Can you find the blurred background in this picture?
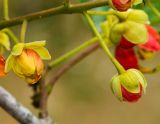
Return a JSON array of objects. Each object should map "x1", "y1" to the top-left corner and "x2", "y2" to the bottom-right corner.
[{"x1": 0, "y1": 0, "x2": 160, "y2": 124}]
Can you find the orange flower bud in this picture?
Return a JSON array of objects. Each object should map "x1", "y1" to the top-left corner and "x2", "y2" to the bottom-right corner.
[{"x1": 0, "y1": 55, "x2": 6, "y2": 77}]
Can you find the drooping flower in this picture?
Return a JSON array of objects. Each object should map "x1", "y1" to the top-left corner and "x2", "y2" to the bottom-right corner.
[
  {"x1": 0, "y1": 55, "x2": 6, "y2": 77},
  {"x1": 12, "y1": 49, "x2": 44, "y2": 83},
  {"x1": 111, "y1": 69, "x2": 147, "y2": 102},
  {"x1": 5, "y1": 41, "x2": 51, "y2": 84}
]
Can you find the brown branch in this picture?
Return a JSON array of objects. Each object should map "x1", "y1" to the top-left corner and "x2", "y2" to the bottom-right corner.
[
  {"x1": 38, "y1": 43, "x2": 99, "y2": 119},
  {"x1": 38, "y1": 43, "x2": 99, "y2": 115},
  {"x1": 46, "y1": 42, "x2": 99, "y2": 98},
  {"x1": 36, "y1": 42, "x2": 99, "y2": 118},
  {"x1": 0, "y1": 0, "x2": 109, "y2": 29},
  {"x1": 39, "y1": 74, "x2": 48, "y2": 118}
]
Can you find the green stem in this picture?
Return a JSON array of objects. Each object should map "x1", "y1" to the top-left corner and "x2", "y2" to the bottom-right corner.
[
  {"x1": 3, "y1": 0, "x2": 9, "y2": 20},
  {"x1": 20, "y1": 20, "x2": 28, "y2": 43},
  {"x1": 2, "y1": 28, "x2": 19, "y2": 44},
  {"x1": 48, "y1": 37, "x2": 98, "y2": 68},
  {"x1": 146, "y1": 0, "x2": 160, "y2": 18},
  {"x1": 84, "y1": 12, "x2": 125, "y2": 74},
  {"x1": 87, "y1": 10, "x2": 114, "y2": 16}
]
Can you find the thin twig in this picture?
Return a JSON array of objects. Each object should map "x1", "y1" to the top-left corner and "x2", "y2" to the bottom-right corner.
[
  {"x1": 39, "y1": 74, "x2": 48, "y2": 118},
  {"x1": 37, "y1": 43, "x2": 99, "y2": 118},
  {"x1": 0, "y1": 0, "x2": 109, "y2": 29}
]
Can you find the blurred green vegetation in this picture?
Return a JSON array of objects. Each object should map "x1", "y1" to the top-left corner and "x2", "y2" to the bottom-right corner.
[{"x1": 0, "y1": 0, "x2": 160, "y2": 124}]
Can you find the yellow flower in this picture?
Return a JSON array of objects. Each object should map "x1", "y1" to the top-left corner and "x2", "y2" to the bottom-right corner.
[{"x1": 5, "y1": 41, "x2": 51, "y2": 84}]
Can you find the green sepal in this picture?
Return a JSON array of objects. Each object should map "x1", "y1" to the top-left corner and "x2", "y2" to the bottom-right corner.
[
  {"x1": 123, "y1": 21, "x2": 148, "y2": 44},
  {"x1": 111, "y1": 75, "x2": 123, "y2": 101},
  {"x1": 5, "y1": 54, "x2": 13, "y2": 73},
  {"x1": 109, "y1": 23, "x2": 125, "y2": 44},
  {"x1": 0, "y1": 31, "x2": 10, "y2": 51},
  {"x1": 129, "y1": 69, "x2": 147, "y2": 93},
  {"x1": 119, "y1": 70, "x2": 140, "y2": 93},
  {"x1": 25, "y1": 41, "x2": 46, "y2": 49},
  {"x1": 32, "y1": 47, "x2": 51, "y2": 60},
  {"x1": 24, "y1": 41, "x2": 51, "y2": 60},
  {"x1": 127, "y1": 10, "x2": 149, "y2": 24},
  {"x1": 11, "y1": 43, "x2": 24, "y2": 56}
]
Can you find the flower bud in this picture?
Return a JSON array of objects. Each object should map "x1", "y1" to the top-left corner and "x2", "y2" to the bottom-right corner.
[
  {"x1": 109, "y1": 0, "x2": 133, "y2": 11},
  {"x1": 12, "y1": 49, "x2": 44, "y2": 84},
  {"x1": 109, "y1": 0, "x2": 143, "y2": 11},
  {"x1": 111, "y1": 69, "x2": 147, "y2": 102},
  {"x1": 0, "y1": 55, "x2": 6, "y2": 77},
  {"x1": 5, "y1": 41, "x2": 51, "y2": 84}
]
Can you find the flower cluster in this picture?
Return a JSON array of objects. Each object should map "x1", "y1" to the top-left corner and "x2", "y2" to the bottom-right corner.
[{"x1": 101, "y1": 9, "x2": 151, "y2": 102}]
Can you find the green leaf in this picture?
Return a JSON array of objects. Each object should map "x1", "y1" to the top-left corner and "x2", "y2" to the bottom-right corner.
[
  {"x1": 11, "y1": 43, "x2": 24, "y2": 56},
  {"x1": 5, "y1": 54, "x2": 13, "y2": 73},
  {"x1": 0, "y1": 31, "x2": 10, "y2": 51},
  {"x1": 123, "y1": 21, "x2": 148, "y2": 44},
  {"x1": 32, "y1": 47, "x2": 51, "y2": 60},
  {"x1": 25, "y1": 41, "x2": 46, "y2": 49}
]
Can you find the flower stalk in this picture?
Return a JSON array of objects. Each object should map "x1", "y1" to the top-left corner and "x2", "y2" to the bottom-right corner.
[
  {"x1": 3, "y1": 0, "x2": 9, "y2": 20},
  {"x1": 20, "y1": 20, "x2": 28, "y2": 43},
  {"x1": 84, "y1": 12, "x2": 125, "y2": 74}
]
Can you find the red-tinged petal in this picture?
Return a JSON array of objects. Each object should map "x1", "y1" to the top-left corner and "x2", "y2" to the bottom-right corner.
[
  {"x1": 146, "y1": 25, "x2": 160, "y2": 41},
  {"x1": 121, "y1": 84, "x2": 142, "y2": 102},
  {"x1": 26, "y1": 49, "x2": 44, "y2": 76},
  {"x1": 115, "y1": 46, "x2": 138, "y2": 69},
  {"x1": 0, "y1": 56, "x2": 6, "y2": 77},
  {"x1": 139, "y1": 26, "x2": 160, "y2": 52},
  {"x1": 112, "y1": 0, "x2": 132, "y2": 11},
  {"x1": 119, "y1": 37, "x2": 135, "y2": 49}
]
